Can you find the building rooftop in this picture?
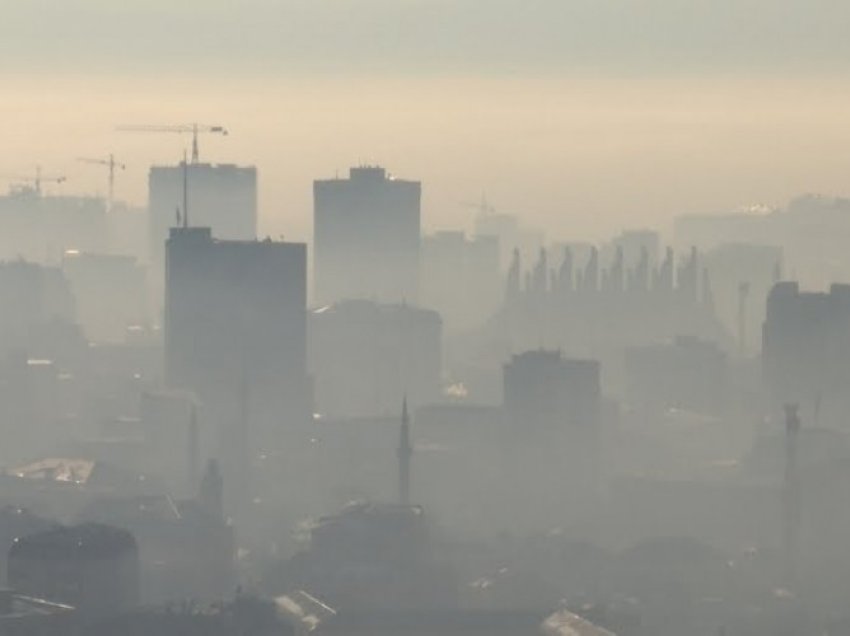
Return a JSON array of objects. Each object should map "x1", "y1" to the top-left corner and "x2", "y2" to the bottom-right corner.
[
  {"x1": 0, "y1": 589, "x2": 74, "y2": 620},
  {"x1": 10, "y1": 523, "x2": 137, "y2": 561},
  {"x1": 542, "y1": 610, "x2": 617, "y2": 636},
  {"x1": 7, "y1": 458, "x2": 95, "y2": 485},
  {"x1": 312, "y1": 299, "x2": 441, "y2": 322}
]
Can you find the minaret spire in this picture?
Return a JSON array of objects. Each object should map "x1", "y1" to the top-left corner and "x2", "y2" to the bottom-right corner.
[{"x1": 397, "y1": 396, "x2": 413, "y2": 506}]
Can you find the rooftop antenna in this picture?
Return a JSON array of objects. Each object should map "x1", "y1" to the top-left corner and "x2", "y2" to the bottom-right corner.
[{"x1": 182, "y1": 150, "x2": 189, "y2": 229}]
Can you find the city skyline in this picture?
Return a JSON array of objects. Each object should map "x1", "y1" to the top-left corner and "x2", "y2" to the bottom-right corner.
[
  {"x1": 6, "y1": 74, "x2": 850, "y2": 247},
  {"x1": 3, "y1": 2, "x2": 850, "y2": 633}
]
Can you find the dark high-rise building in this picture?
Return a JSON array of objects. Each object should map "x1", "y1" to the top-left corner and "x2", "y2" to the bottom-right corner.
[
  {"x1": 149, "y1": 163, "x2": 257, "y2": 263},
  {"x1": 164, "y1": 227, "x2": 309, "y2": 480},
  {"x1": 625, "y1": 335, "x2": 728, "y2": 415},
  {"x1": 8, "y1": 523, "x2": 139, "y2": 616},
  {"x1": 503, "y1": 350, "x2": 601, "y2": 432},
  {"x1": 314, "y1": 166, "x2": 420, "y2": 304},
  {"x1": 762, "y1": 282, "x2": 850, "y2": 424}
]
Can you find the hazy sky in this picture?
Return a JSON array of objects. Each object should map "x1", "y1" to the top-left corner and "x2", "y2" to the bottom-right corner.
[
  {"x1": 3, "y1": 1, "x2": 850, "y2": 242},
  {"x1": 4, "y1": 0, "x2": 850, "y2": 75}
]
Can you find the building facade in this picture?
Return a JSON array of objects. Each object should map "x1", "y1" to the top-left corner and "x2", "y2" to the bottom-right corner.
[
  {"x1": 149, "y1": 162, "x2": 257, "y2": 263},
  {"x1": 310, "y1": 300, "x2": 441, "y2": 418},
  {"x1": 314, "y1": 167, "x2": 420, "y2": 305},
  {"x1": 762, "y1": 281, "x2": 850, "y2": 425},
  {"x1": 165, "y1": 227, "x2": 309, "y2": 494}
]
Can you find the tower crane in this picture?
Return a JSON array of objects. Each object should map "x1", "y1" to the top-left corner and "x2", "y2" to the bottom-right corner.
[
  {"x1": 116, "y1": 123, "x2": 228, "y2": 163},
  {"x1": 0, "y1": 166, "x2": 66, "y2": 195},
  {"x1": 461, "y1": 194, "x2": 497, "y2": 216},
  {"x1": 77, "y1": 154, "x2": 125, "y2": 211}
]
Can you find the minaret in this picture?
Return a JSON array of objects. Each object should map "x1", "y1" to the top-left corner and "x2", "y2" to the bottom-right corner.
[{"x1": 397, "y1": 397, "x2": 413, "y2": 506}]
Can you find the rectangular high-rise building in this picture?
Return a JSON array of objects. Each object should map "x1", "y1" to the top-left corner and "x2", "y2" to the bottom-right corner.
[
  {"x1": 150, "y1": 163, "x2": 257, "y2": 263},
  {"x1": 314, "y1": 166, "x2": 420, "y2": 304},
  {"x1": 503, "y1": 350, "x2": 601, "y2": 432},
  {"x1": 0, "y1": 188, "x2": 108, "y2": 263},
  {"x1": 165, "y1": 227, "x2": 309, "y2": 470},
  {"x1": 762, "y1": 281, "x2": 850, "y2": 426}
]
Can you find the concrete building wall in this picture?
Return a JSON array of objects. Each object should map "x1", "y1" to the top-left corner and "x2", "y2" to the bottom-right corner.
[{"x1": 314, "y1": 167, "x2": 420, "y2": 305}]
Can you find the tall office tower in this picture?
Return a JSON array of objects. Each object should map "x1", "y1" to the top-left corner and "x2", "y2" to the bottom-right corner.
[
  {"x1": 762, "y1": 281, "x2": 850, "y2": 426},
  {"x1": 314, "y1": 166, "x2": 421, "y2": 304},
  {"x1": 149, "y1": 162, "x2": 257, "y2": 264},
  {"x1": 165, "y1": 227, "x2": 309, "y2": 491}
]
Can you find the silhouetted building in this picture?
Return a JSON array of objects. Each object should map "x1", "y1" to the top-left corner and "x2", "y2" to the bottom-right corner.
[
  {"x1": 503, "y1": 350, "x2": 600, "y2": 432},
  {"x1": 314, "y1": 166, "x2": 420, "y2": 304},
  {"x1": 79, "y1": 487, "x2": 235, "y2": 604},
  {"x1": 281, "y1": 502, "x2": 455, "y2": 610},
  {"x1": 8, "y1": 523, "x2": 139, "y2": 616},
  {"x1": 495, "y1": 244, "x2": 731, "y2": 388},
  {"x1": 625, "y1": 336, "x2": 728, "y2": 415},
  {"x1": 702, "y1": 243, "x2": 783, "y2": 356},
  {"x1": 0, "y1": 507, "x2": 54, "y2": 586},
  {"x1": 310, "y1": 300, "x2": 441, "y2": 418},
  {"x1": 675, "y1": 195, "x2": 850, "y2": 289},
  {"x1": 139, "y1": 390, "x2": 199, "y2": 496},
  {"x1": 0, "y1": 187, "x2": 108, "y2": 263},
  {"x1": 149, "y1": 162, "x2": 257, "y2": 263},
  {"x1": 421, "y1": 231, "x2": 500, "y2": 331},
  {"x1": 474, "y1": 211, "x2": 544, "y2": 276},
  {"x1": 0, "y1": 261, "x2": 76, "y2": 355},
  {"x1": 164, "y1": 227, "x2": 310, "y2": 495},
  {"x1": 62, "y1": 251, "x2": 148, "y2": 344},
  {"x1": 762, "y1": 281, "x2": 850, "y2": 424},
  {"x1": 609, "y1": 229, "x2": 659, "y2": 271}
]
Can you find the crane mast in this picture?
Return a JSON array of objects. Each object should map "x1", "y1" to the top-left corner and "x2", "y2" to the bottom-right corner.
[
  {"x1": 77, "y1": 154, "x2": 125, "y2": 211},
  {"x1": 0, "y1": 166, "x2": 66, "y2": 196}
]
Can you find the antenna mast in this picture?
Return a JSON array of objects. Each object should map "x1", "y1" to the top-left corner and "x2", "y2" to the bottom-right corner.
[{"x1": 182, "y1": 150, "x2": 189, "y2": 229}]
